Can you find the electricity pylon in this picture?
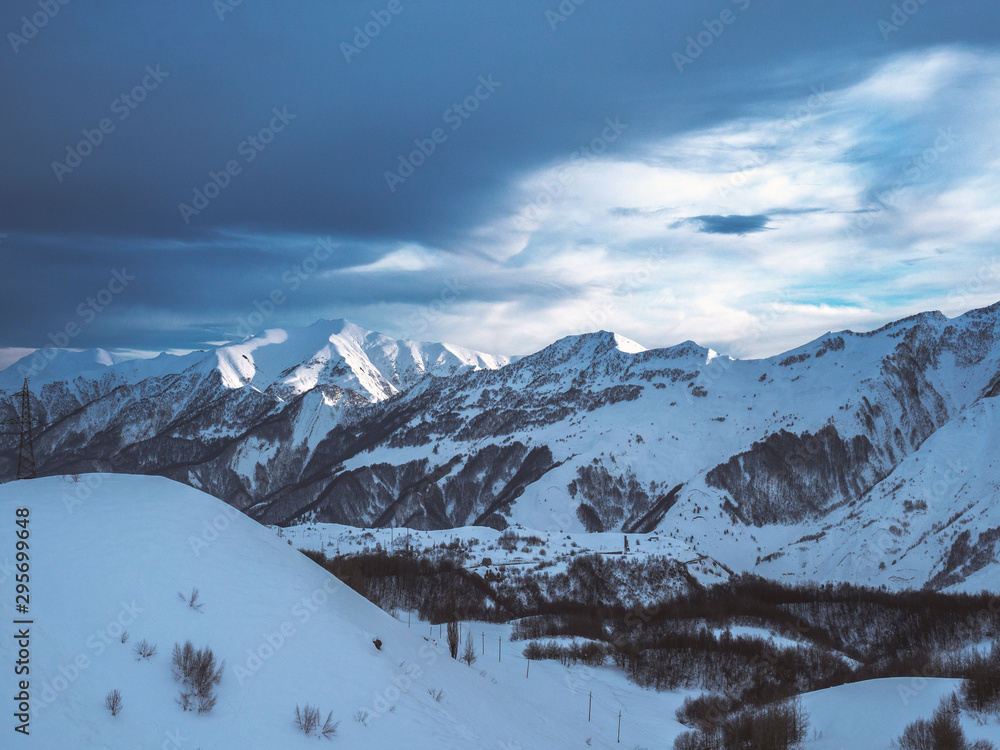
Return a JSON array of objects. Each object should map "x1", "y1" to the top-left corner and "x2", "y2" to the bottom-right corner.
[{"x1": 2, "y1": 379, "x2": 41, "y2": 480}]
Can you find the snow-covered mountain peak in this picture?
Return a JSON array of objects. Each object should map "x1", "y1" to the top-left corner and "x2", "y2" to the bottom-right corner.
[
  {"x1": 210, "y1": 319, "x2": 510, "y2": 402},
  {"x1": 522, "y1": 330, "x2": 649, "y2": 365},
  {"x1": 656, "y1": 339, "x2": 716, "y2": 362},
  {"x1": 612, "y1": 332, "x2": 648, "y2": 354}
]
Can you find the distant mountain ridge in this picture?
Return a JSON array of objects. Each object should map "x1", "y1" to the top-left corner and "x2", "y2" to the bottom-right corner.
[
  {"x1": 0, "y1": 318, "x2": 508, "y2": 401},
  {"x1": 3, "y1": 303, "x2": 999, "y2": 591}
]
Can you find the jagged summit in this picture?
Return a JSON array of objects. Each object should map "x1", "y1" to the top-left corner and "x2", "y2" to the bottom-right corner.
[
  {"x1": 214, "y1": 319, "x2": 509, "y2": 401},
  {"x1": 2, "y1": 319, "x2": 510, "y2": 404}
]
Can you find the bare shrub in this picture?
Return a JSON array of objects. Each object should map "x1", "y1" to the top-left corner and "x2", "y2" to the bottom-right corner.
[
  {"x1": 672, "y1": 731, "x2": 702, "y2": 750},
  {"x1": 893, "y1": 694, "x2": 995, "y2": 750},
  {"x1": 134, "y1": 639, "x2": 158, "y2": 659},
  {"x1": 178, "y1": 588, "x2": 204, "y2": 612},
  {"x1": 676, "y1": 693, "x2": 738, "y2": 733},
  {"x1": 961, "y1": 645, "x2": 1000, "y2": 715},
  {"x1": 296, "y1": 704, "x2": 319, "y2": 734},
  {"x1": 105, "y1": 689, "x2": 123, "y2": 717},
  {"x1": 297, "y1": 705, "x2": 339, "y2": 737},
  {"x1": 319, "y1": 712, "x2": 339, "y2": 739},
  {"x1": 674, "y1": 697, "x2": 808, "y2": 750},
  {"x1": 171, "y1": 641, "x2": 224, "y2": 713}
]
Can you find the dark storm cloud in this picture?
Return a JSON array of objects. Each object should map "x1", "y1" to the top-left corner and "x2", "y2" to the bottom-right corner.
[
  {"x1": 2, "y1": 0, "x2": 1000, "y2": 352},
  {"x1": 682, "y1": 214, "x2": 771, "y2": 235}
]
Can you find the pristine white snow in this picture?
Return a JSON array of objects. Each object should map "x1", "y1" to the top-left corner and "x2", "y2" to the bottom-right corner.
[
  {"x1": 1, "y1": 475, "x2": 998, "y2": 748},
  {"x1": 0, "y1": 475, "x2": 691, "y2": 749}
]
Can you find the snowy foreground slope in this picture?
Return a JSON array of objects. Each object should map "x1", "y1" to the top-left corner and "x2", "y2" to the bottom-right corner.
[
  {"x1": 2, "y1": 474, "x2": 999, "y2": 749},
  {"x1": 0, "y1": 475, "x2": 587, "y2": 749}
]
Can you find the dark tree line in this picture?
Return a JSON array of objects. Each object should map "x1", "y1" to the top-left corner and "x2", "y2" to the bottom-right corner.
[{"x1": 301, "y1": 548, "x2": 999, "y2": 711}]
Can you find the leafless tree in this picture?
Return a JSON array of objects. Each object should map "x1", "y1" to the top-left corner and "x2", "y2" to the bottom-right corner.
[
  {"x1": 447, "y1": 620, "x2": 459, "y2": 659},
  {"x1": 462, "y1": 631, "x2": 477, "y2": 666}
]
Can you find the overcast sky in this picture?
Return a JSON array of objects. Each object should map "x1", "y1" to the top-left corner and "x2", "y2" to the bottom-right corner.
[{"x1": 2, "y1": 0, "x2": 1000, "y2": 367}]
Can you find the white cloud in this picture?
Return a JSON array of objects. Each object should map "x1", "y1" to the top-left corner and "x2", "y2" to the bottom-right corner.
[
  {"x1": 316, "y1": 47, "x2": 1000, "y2": 360},
  {"x1": 344, "y1": 245, "x2": 440, "y2": 274}
]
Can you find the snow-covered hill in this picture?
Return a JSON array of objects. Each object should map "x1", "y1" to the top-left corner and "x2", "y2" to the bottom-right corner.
[
  {"x1": 2, "y1": 474, "x2": 997, "y2": 749},
  {"x1": 0, "y1": 475, "x2": 619, "y2": 749},
  {"x1": 2, "y1": 303, "x2": 999, "y2": 589}
]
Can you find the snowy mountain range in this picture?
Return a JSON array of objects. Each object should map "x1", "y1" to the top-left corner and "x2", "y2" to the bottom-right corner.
[{"x1": 2, "y1": 303, "x2": 999, "y2": 591}]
